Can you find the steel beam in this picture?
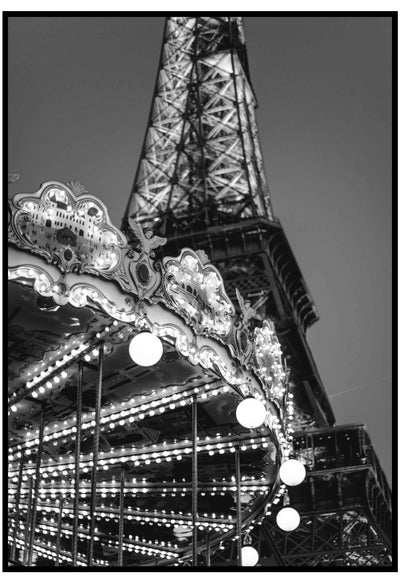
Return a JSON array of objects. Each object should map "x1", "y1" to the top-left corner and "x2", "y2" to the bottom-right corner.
[
  {"x1": 192, "y1": 394, "x2": 198, "y2": 566},
  {"x1": 88, "y1": 344, "x2": 104, "y2": 567},
  {"x1": 72, "y1": 360, "x2": 83, "y2": 566}
]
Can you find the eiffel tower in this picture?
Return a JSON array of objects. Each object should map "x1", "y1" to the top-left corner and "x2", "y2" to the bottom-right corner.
[{"x1": 123, "y1": 16, "x2": 392, "y2": 567}]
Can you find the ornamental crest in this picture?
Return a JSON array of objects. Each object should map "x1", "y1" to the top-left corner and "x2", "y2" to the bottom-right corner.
[
  {"x1": 253, "y1": 320, "x2": 287, "y2": 402},
  {"x1": 231, "y1": 289, "x2": 262, "y2": 366},
  {"x1": 8, "y1": 181, "x2": 128, "y2": 282},
  {"x1": 162, "y1": 249, "x2": 235, "y2": 337},
  {"x1": 124, "y1": 218, "x2": 167, "y2": 301}
]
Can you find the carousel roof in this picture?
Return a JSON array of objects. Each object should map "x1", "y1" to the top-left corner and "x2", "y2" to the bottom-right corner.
[{"x1": 8, "y1": 181, "x2": 294, "y2": 567}]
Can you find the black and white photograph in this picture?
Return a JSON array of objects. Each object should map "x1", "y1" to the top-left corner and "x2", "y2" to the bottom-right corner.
[{"x1": 6, "y1": 12, "x2": 395, "y2": 571}]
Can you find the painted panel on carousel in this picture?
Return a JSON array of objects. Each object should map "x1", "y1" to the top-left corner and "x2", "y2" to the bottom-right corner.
[
  {"x1": 162, "y1": 248, "x2": 235, "y2": 338},
  {"x1": 8, "y1": 181, "x2": 128, "y2": 280}
]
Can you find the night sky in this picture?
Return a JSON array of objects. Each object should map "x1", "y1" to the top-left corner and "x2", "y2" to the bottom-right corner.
[{"x1": 7, "y1": 16, "x2": 392, "y2": 484}]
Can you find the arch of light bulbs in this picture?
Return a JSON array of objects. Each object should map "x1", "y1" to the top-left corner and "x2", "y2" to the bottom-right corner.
[{"x1": 7, "y1": 304, "x2": 122, "y2": 409}]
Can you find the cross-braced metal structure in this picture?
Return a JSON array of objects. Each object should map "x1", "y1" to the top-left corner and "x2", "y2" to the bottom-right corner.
[
  {"x1": 262, "y1": 425, "x2": 392, "y2": 567},
  {"x1": 124, "y1": 17, "x2": 273, "y2": 233},
  {"x1": 124, "y1": 16, "x2": 393, "y2": 567}
]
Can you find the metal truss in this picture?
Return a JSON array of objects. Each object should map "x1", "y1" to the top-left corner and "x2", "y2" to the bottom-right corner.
[
  {"x1": 124, "y1": 17, "x2": 274, "y2": 233},
  {"x1": 260, "y1": 425, "x2": 393, "y2": 567},
  {"x1": 264, "y1": 508, "x2": 392, "y2": 567}
]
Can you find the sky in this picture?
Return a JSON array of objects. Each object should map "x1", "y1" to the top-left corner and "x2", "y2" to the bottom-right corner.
[{"x1": 7, "y1": 15, "x2": 392, "y2": 484}]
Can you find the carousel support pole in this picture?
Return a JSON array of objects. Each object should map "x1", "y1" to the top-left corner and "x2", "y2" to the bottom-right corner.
[
  {"x1": 23, "y1": 476, "x2": 33, "y2": 565},
  {"x1": 88, "y1": 344, "x2": 104, "y2": 567},
  {"x1": 235, "y1": 447, "x2": 242, "y2": 567},
  {"x1": 10, "y1": 453, "x2": 24, "y2": 561},
  {"x1": 192, "y1": 394, "x2": 198, "y2": 567},
  {"x1": 55, "y1": 493, "x2": 64, "y2": 566},
  {"x1": 72, "y1": 360, "x2": 83, "y2": 566},
  {"x1": 27, "y1": 409, "x2": 45, "y2": 566},
  {"x1": 205, "y1": 531, "x2": 211, "y2": 567},
  {"x1": 117, "y1": 463, "x2": 125, "y2": 567}
]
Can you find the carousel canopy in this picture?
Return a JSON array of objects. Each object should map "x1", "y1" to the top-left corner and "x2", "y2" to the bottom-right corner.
[{"x1": 8, "y1": 181, "x2": 297, "y2": 567}]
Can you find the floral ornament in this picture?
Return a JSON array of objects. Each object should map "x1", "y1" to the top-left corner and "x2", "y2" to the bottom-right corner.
[{"x1": 66, "y1": 181, "x2": 88, "y2": 196}]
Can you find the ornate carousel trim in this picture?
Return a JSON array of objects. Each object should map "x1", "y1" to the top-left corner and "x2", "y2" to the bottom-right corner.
[{"x1": 7, "y1": 182, "x2": 300, "y2": 565}]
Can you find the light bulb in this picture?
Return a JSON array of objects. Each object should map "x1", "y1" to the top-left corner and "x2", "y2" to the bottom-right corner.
[
  {"x1": 235, "y1": 398, "x2": 266, "y2": 429},
  {"x1": 129, "y1": 332, "x2": 163, "y2": 367},
  {"x1": 241, "y1": 545, "x2": 259, "y2": 566},
  {"x1": 279, "y1": 459, "x2": 306, "y2": 486},
  {"x1": 276, "y1": 506, "x2": 300, "y2": 531}
]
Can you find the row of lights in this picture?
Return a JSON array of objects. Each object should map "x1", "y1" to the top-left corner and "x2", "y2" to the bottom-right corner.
[
  {"x1": 8, "y1": 307, "x2": 121, "y2": 408},
  {"x1": 9, "y1": 480, "x2": 270, "y2": 498},
  {"x1": 12, "y1": 498, "x2": 236, "y2": 523},
  {"x1": 11, "y1": 501, "x2": 237, "y2": 534},
  {"x1": 9, "y1": 379, "x2": 226, "y2": 453},
  {"x1": 11, "y1": 515, "x2": 179, "y2": 555},
  {"x1": 9, "y1": 432, "x2": 271, "y2": 478},
  {"x1": 12, "y1": 535, "x2": 108, "y2": 566},
  {"x1": 10, "y1": 517, "x2": 179, "y2": 561}
]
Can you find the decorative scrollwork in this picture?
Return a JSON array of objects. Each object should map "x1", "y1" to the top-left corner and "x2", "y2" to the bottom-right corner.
[
  {"x1": 66, "y1": 180, "x2": 88, "y2": 196},
  {"x1": 253, "y1": 320, "x2": 288, "y2": 403},
  {"x1": 162, "y1": 249, "x2": 235, "y2": 339},
  {"x1": 8, "y1": 182, "x2": 128, "y2": 280}
]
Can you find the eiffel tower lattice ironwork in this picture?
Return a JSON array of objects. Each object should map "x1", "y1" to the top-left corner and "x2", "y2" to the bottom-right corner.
[
  {"x1": 123, "y1": 16, "x2": 392, "y2": 567},
  {"x1": 124, "y1": 16, "x2": 273, "y2": 232}
]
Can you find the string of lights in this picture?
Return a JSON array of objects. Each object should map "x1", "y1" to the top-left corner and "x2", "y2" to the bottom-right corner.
[
  {"x1": 8, "y1": 378, "x2": 226, "y2": 452},
  {"x1": 9, "y1": 519, "x2": 179, "y2": 560},
  {"x1": 9, "y1": 432, "x2": 272, "y2": 479}
]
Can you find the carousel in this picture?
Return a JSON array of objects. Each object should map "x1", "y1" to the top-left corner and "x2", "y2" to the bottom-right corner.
[{"x1": 7, "y1": 180, "x2": 306, "y2": 568}]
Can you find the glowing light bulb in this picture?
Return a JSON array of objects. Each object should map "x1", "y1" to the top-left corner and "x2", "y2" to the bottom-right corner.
[
  {"x1": 235, "y1": 398, "x2": 266, "y2": 429},
  {"x1": 276, "y1": 506, "x2": 300, "y2": 531},
  {"x1": 128, "y1": 332, "x2": 163, "y2": 367},
  {"x1": 279, "y1": 459, "x2": 306, "y2": 487}
]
